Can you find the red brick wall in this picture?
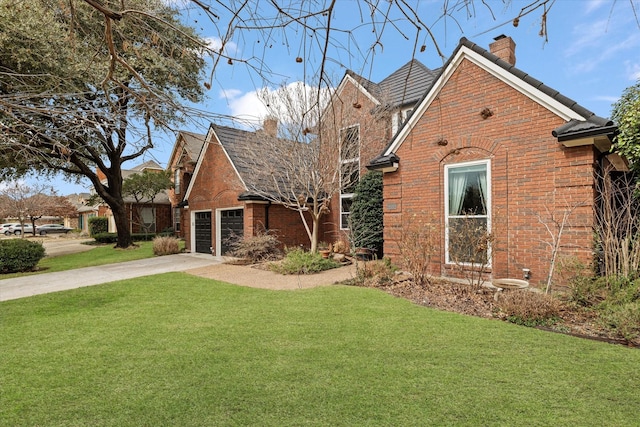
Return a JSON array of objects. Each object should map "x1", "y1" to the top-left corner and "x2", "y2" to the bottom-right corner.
[
  {"x1": 184, "y1": 136, "x2": 312, "y2": 253},
  {"x1": 384, "y1": 58, "x2": 597, "y2": 286},
  {"x1": 245, "y1": 203, "x2": 314, "y2": 249},
  {"x1": 168, "y1": 135, "x2": 199, "y2": 239},
  {"x1": 319, "y1": 77, "x2": 392, "y2": 245}
]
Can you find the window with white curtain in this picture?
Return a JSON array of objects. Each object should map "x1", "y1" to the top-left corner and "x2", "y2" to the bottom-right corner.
[{"x1": 445, "y1": 160, "x2": 490, "y2": 265}]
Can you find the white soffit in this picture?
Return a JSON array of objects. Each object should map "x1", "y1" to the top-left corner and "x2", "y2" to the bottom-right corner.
[{"x1": 384, "y1": 45, "x2": 587, "y2": 156}]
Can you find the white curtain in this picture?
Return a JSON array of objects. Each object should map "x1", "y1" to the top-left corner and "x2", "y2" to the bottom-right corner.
[{"x1": 449, "y1": 170, "x2": 468, "y2": 215}]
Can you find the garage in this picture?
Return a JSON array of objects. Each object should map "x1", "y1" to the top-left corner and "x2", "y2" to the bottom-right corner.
[
  {"x1": 194, "y1": 211, "x2": 212, "y2": 254},
  {"x1": 219, "y1": 209, "x2": 243, "y2": 255}
]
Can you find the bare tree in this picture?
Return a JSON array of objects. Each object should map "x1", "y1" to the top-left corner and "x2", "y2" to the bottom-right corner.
[
  {"x1": 594, "y1": 166, "x2": 640, "y2": 278},
  {"x1": 238, "y1": 81, "x2": 389, "y2": 252},
  {"x1": 533, "y1": 194, "x2": 587, "y2": 294}
]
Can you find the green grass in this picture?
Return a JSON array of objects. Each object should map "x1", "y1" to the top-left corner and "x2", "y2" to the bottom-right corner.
[
  {"x1": 2, "y1": 274, "x2": 639, "y2": 426},
  {"x1": 0, "y1": 241, "x2": 156, "y2": 279}
]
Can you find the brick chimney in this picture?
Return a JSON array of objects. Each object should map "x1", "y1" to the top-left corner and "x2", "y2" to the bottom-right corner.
[
  {"x1": 489, "y1": 35, "x2": 516, "y2": 66},
  {"x1": 263, "y1": 117, "x2": 278, "y2": 137}
]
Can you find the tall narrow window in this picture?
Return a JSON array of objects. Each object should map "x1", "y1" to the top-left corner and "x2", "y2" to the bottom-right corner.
[
  {"x1": 445, "y1": 160, "x2": 491, "y2": 265},
  {"x1": 340, "y1": 126, "x2": 360, "y2": 229},
  {"x1": 174, "y1": 207, "x2": 181, "y2": 232},
  {"x1": 174, "y1": 169, "x2": 181, "y2": 195}
]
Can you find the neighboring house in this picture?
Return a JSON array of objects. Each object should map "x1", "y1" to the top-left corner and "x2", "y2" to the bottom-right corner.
[
  {"x1": 317, "y1": 58, "x2": 439, "y2": 243},
  {"x1": 167, "y1": 131, "x2": 207, "y2": 238},
  {"x1": 178, "y1": 121, "x2": 311, "y2": 255},
  {"x1": 368, "y1": 36, "x2": 621, "y2": 285},
  {"x1": 64, "y1": 192, "x2": 99, "y2": 233},
  {"x1": 97, "y1": 160, "x2": 172, "y2": 234}
]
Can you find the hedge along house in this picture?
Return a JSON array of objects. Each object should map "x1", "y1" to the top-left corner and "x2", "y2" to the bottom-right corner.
[
  {"x1": 179, "y1": 121, "x2": 313, "y2": 255},
  {"x1": 317, "y1": 59, "x2": 441, "y2": 244},
  {"x1": 368, "y1": 36, "x2": 621, "y2": 286}
]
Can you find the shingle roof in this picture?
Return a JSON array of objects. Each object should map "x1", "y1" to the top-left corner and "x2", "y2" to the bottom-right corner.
[
  {"x1": 345, "y1": 59, "x2": 437, "y2": 109},
  {"x1": 179, "y1": 131, "x2": 207, "y2": 160},
  {"x1": 377, "y1": 59, "x2": 439, "y2": 108},
  {"x1": 130, "y1": 160, "x2": 163, "y2": 171},
  {"x1": 210, "y1": 124, "x2": 304, "y2": 201}
]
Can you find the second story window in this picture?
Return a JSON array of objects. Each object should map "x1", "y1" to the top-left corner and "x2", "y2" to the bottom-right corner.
[
  {"x1": 340, "y1": 125, "x2": 360, "y2": 229},
  {"x1": 174, "y1": 168, "x2": 181, "y2": 195}
]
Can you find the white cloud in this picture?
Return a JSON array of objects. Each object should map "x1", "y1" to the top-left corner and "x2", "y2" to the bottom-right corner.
[
  {"x1": 204, "y1": 36, "x2": 239, "y2": 56},
  {"x1": 218, "y1": 82, "x2": 333, "y2": 129},
  {"x1": 583, "y1": 0, "x2": 608, "y2": 14},
  {"x1": 219, "y1": 88, "x2": 268, "y2": 125},
  {"x1": 625, "y1": 61, "x2": 640, "y2": 81}
]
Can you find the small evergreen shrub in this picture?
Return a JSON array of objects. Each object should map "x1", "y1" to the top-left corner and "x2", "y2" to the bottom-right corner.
[
  {"x1": 153, "y1": 236, "x2": 181, "y2": 256},
  {"x1": 93, "y1": 233, "x2": 118, "y2": 244},
  {"x1": 349, "y1": 171, "x2": 383, "y2": 256},
  {"x1": 496, "y1": 290, "x2": 562, "y2": 327},
  {"x1": 229, "y1": 231, "x2": 282, "y2": 263},
  {"x1": 270, "y1": 248, "x2": 339, "y2": 275},
  {"x1": 0, "y1": 239, "x2": 46, "y2": 273},
  {"x1": 88, "y1": 217, "x2": 108, "y2": 236}
]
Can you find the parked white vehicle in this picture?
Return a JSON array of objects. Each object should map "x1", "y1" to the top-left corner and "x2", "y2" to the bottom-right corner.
[
  {"x1": 0, "y1": 223, "x2": 20, "y2": 235},
  {"x1": 10, "y1": 224, "x2": 35, "y2": 235}
]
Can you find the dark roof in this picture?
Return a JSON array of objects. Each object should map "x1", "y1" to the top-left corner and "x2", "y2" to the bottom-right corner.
[
  {"x1": 210, "y1": 124, "x2": 305, "y2": 201},
  {"x1": 345, "y1": 59, "x2": 437, "y2": 109},
  {"x1": 377, "y1": 59, "x2": 439, "y2": 108}
]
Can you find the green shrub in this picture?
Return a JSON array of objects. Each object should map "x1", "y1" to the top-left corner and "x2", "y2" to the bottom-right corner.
[
  {"x1": 270, "y1": 248, "x2": 340, "y2": 275},
  {"x1": 93, "y1": 232, "x2": 118, "y2": 244},
  {"x1": 600, "y1": 302, "x2": 640, "y2": 341},
  {"x1": 496, "y1": 290, "x2": 563, "y2": 327},
  {"x1": 0, "y1": 239, "x2": 46, "y2": 273},
  {"x1": 88, "y1": 216, "x2": 108, "y2": 236},
  {"x1": 152, "y1": 236, "x2": 181, "y2": 256},
  {"x1": 349, "y1": 171, "x2": 383, "y2": 256}
]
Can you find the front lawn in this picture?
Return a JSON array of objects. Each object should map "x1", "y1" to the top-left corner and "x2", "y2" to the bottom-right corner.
[{"x1": 2, "y1": 274, "x2": 639, "y2": 426}]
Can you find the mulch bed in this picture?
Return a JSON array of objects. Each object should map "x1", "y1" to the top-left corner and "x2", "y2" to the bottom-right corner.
[{"x1": 358, "y1": 274, "x2": 639, "y2": 349}]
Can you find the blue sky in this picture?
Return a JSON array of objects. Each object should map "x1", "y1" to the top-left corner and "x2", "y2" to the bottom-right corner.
[{"x1": 46, "y1": 0, "x2": 640, "y2": 195}]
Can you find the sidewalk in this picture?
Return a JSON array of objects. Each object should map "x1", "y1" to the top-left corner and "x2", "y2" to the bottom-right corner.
[{"x1": 0, "y1": 253, "x2": 218, "y2": 302}]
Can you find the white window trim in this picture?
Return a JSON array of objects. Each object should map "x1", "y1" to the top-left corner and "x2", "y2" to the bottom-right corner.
[
  {"x1": 174, "y1": 169, "x2": 181, "y2": 195},
  {"x1": 339, "y1": 125, "x2": 361, "y2": 230},
  {"x1": 340, "y1": 193, "x2": 354, "y2": 230},
  {"x1": 444, "y1": 159, "x2": 492, "y2": 266}
]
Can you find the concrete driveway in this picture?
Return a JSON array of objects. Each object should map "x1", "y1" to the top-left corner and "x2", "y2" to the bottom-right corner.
[{"x1": 0, "y1": 253, "x2": 219, "y2": 302}]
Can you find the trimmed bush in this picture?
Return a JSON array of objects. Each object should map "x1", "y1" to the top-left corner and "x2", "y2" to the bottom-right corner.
[
  {"x1": 93, "y1": 233, "x2": 118, "y2": 244},
  {"x1": 270, "y1": 248, "x2": 340, "y2": 275},
  {"x1": 349, "y1": 171, "x2": 383, "y2": 256},
  {"x1": 88, "y1": 217, "x2": 108, "y2": 236},
  {"x1": 0, "y1": 239, "x2": 46, "y2": 273},
  {"x1": 152, "y1": 236, "x2": 181, "y2": 256}
]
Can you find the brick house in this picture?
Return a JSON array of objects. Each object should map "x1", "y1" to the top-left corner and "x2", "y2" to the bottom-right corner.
[
  {"x1": 171, "y1": 60, "x2": 443, "y2": 253},
  {"x1": 318, "y1": 58, "x2": 440, "y2": 243},
  {"x1": 177, "y1": 122, "x2": 312, "y2": 255},
  {"x1": 97, "y1": 160, "x2": 172, "y2": 234},
  {"x1": 368, "y1": 36, "x2": 620, "y2": 285},
  {"x1": 167, "y1": 131, "x2": 207, "y2": 238}
]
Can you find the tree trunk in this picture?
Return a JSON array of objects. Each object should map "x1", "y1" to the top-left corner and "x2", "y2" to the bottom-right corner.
[{"x1": 111, "y1": 201, "x2": 134, "y2": 248}]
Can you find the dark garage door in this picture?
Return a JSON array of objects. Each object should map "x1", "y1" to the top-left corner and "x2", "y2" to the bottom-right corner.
[
  {"x1": 194, "y1": 211, "x2": 212, "y2": 254},
  {"x1": 220, "y1": 209, "x2": 243, "y2": 255}
]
